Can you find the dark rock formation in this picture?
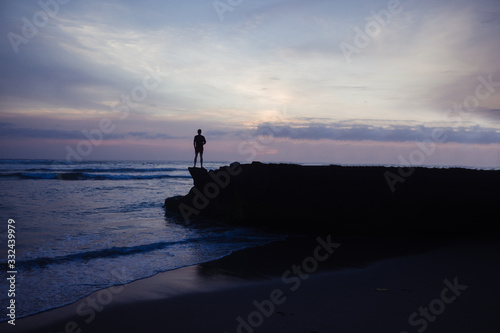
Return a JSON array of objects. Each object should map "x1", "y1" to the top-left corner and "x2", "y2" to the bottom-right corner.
[{"x1": 163, "y1": 162, "x2": 500, "y2": 235}]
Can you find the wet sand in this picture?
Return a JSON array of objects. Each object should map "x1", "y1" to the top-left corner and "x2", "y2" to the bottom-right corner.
[{"x1": 4, "y1": 235, "x2": 500, "y2": 333}]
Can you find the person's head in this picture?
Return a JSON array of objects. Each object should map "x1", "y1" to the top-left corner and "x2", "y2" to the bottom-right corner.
[{"x1": 197, "y1": 129, "x2": 202, "y2": 134}]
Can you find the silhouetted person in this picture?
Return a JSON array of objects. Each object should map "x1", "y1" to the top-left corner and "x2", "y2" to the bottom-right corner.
[{"x1": 193, "y1": 129, "x2": 206, "y2": 168}]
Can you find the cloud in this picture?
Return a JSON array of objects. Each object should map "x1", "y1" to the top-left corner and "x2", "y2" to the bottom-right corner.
[
  {"x1": 0, "y1": 124, "x2": 179, "y2": 141},
  {"x1": 122, "y1": 132, "x2": 175, "y2": 140},
  {"x1": 254, "y1": 121, "x2": 500, "y2": 145},
  {"x1": 3, "y1": 0, "x2": 499, "y2": 123},
  {"x1": 1, "y1": 0, "x2": 500, "y2": 164},
  {"x1": 3, "y1": 109, "x2": 500, "y2": 148}
]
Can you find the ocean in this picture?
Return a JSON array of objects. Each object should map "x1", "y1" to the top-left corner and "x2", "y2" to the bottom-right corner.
[{"x1": 0, "y1": 160, "x2": 284, "y2": 320}]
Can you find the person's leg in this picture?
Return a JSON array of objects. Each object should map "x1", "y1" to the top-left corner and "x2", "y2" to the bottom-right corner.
[
  {"x1": 194, "y1": 152, "x2": 198, "y2": 167},
  {"x1": 200, "y1": 152, "x2": 203, "y2": 168}
]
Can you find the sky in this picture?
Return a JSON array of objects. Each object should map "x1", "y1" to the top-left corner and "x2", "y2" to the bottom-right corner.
[{"x1": 1, "y1": 0, "x2": 500, "y2": 166}]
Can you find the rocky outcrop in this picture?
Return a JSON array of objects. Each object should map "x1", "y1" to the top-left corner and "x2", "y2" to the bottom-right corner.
[{"x1": 163, "y1": 162, "x2": 500, "y2": 235}]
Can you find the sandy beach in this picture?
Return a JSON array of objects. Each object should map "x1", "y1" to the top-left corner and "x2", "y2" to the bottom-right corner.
[{"x1": 4, "y1": 234, "x2": 500, "y2": 333}]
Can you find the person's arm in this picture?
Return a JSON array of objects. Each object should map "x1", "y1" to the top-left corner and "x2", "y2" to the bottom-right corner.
[
  {"x1": 193, "y1": 136, "x2": 196, "y2": 148},
  {"x1": 203, "y1": 136, "x2": 206, "y2": 145}
]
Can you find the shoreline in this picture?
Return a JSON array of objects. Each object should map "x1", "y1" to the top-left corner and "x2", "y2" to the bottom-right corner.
[{"x1": 4, "y1": 234, "x2": 500, "y2": 332}]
